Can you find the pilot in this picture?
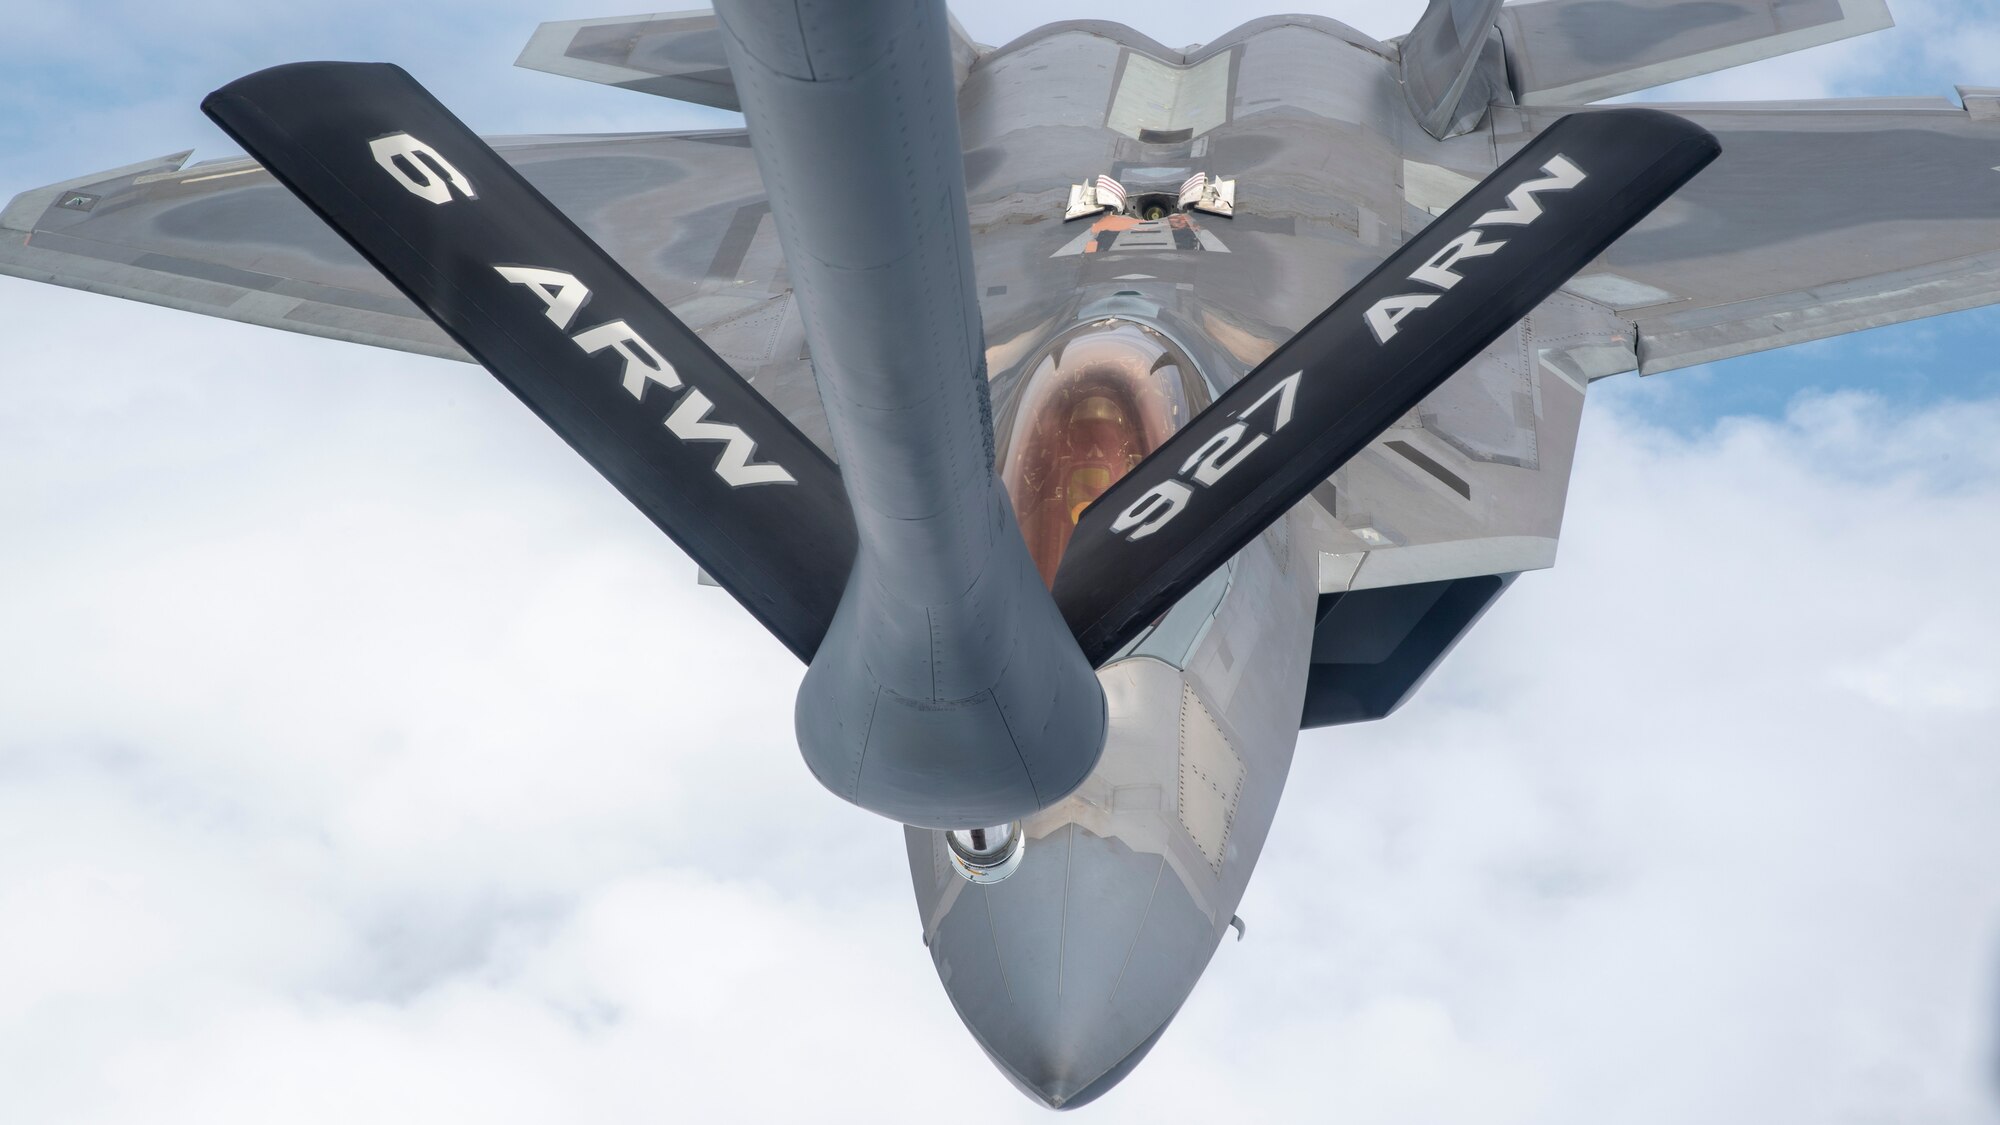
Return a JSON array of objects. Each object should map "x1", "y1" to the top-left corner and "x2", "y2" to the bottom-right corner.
[{"x1": 1063, "y1": 393, "x2": 1134, "y2": 524}]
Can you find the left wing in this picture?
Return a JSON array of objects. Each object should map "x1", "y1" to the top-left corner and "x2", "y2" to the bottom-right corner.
[{"x1": 1500, "y1": 93, "x2": 2000, "y2": 372}]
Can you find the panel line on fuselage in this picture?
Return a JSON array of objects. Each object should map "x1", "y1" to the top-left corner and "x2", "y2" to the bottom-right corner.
[{"x1": 1106, "y1": 854, "x2": 1168, "y2": 1003}]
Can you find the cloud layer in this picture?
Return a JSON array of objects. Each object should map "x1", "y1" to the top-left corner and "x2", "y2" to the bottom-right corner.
[
  {"x1": 4, "y1": 278, "x2": 1997, "y2": 1124},
  {"x1": 4, "y1": 2, "x2": 2000, "y2": 1120}
]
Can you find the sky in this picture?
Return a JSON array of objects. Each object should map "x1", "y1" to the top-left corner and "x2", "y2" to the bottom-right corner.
[{"x1": 2, "y1": 2, "x2": 1998, "y2": 1121}]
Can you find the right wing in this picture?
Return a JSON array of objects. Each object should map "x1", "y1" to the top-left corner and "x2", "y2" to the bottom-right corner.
[
  {"x1": 515, "y1": 10, "x2": 743, "y2": 110},
  {"x1": 513, "y1": 9, "x2": 983, "y2": 109},
  {"x1": 199, "y1": 61, "x2": 855, "y2": 661},
  {"x1": 0, "y1": 125, "x2": 834, "y2": 451},
  {"x1": 1500, "y1": 93, "x2": 2000, "y2": 372}
]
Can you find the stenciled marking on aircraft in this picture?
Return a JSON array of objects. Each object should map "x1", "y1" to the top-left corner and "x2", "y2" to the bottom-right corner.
[
  {"x1": 1109, "y1": 371, "x2": 1301, "y2": 540},
  {"x1": 1106, "y1": 155, "x2": 1585, "y2": 543},
  {"x1": 371, "y1": 132, "x2": 796, "y2": 489},
  {"x1": 1365, "y1": 155, "x2": 1587, "y2": 344},
  {"x1": 369, "y1": 132, "x2": 477, "y2": 204}
]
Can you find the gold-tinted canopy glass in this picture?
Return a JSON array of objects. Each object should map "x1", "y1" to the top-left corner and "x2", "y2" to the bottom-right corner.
[{"x1": 997, "y1": 319, "x2": 1207, "y2": 587}]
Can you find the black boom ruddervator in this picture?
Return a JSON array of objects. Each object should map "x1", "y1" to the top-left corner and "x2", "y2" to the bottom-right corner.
[
  {"x1": 1053, "y1": 108, "x2": 1722, "y2": 665},
  {"x1": 203, "y1": 61, "x2": 1716, "y2": 827},
  {"x1": 202, "y1": 63, "x2": 855, "y2": 664}
]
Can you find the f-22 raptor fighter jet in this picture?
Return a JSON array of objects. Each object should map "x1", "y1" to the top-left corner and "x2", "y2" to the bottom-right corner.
[{"x1": 4, "y1": 0, "x2": 1996, "y2": 1108}]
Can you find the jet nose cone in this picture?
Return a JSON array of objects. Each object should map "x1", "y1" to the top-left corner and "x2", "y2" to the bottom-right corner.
[
  {"x1": 994, "y1": 1012, "x2": 1176, "y2": 1110},
  {"x1": 926, "y1": 823, "x2": 1221, "y2": 1108}
]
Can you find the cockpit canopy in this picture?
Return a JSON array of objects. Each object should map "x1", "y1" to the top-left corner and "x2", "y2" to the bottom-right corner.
[{"x1": 996, "y1": 318, "x2": 1209, "y2": 586}]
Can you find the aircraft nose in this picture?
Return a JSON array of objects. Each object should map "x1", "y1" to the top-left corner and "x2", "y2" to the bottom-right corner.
[
  {"x1": 925, "y1": 822, "x2": 1221, "y2": 1109},
  {"x1": 999, "y1": 1014, "x2": 1175, "y2": 1111}
]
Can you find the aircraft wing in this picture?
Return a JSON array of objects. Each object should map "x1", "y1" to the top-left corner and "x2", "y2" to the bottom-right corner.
[
  {"x1": 1498, "y1": 94, "x2": 2000, "y2": 372},
  {"x1": 0, "y1": 129, "x2": 833, "y2": 449},
  {"x1": 514, "y1": 9, "x2": 983, "y2": 108},
  {"x1": 1497, "y1": 0, "x2": 1893, "y2": 106}
]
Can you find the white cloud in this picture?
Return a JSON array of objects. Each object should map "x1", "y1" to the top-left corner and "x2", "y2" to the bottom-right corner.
[
  {"x1": 3, "y1": 2, "x2": 2000, "y2": 1121},
  {"x1": 4, "y1": 278, "x2": 1997, "y2": 1122},
  {"x1": 1254, "y1": 378, "x2": 2000, "y2": 1123}
]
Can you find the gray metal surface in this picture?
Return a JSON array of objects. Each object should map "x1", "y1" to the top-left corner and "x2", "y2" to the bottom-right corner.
[
  {"x1": 956, "y1": 16, "x2": 1625, "y2": 597},
  {"x1": 1400, "y1": 0, "x2": 1506, "y2": 139},
  {"x1": 9, "y1": 1, "x2": 1997, "y2": 1108},
  {"x1": 908, "y1": 501, "x2": 1317, "y2": 1109},
  {"x1": 1499, "y1": 0, "x2": 1895, "y2": 106},
  {"x1": 1500, "y1": 95, "x2": 2000, "y2": 371},
  {"x1": 516, "y1": 7, "x2": 984, "y2": 108},
  {"x1": 516, "y1": 9, "x2": 743, "y2": 109},
  {"x1": 10, "y1": 8, "x2": 1992, "y2": 592},
  {"x1": 715, "y1": 0, "x2": 1105, "y2": 829}
]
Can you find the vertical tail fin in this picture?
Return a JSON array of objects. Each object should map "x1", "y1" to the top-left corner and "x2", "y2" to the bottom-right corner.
[{"x1": 1401, "y1": 0, "x2": 1507, "y2": 139}]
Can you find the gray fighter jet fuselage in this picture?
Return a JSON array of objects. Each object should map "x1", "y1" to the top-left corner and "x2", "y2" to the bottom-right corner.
[{"x1": 6, "y1": 0, "x2": 1995, "y2": 1109}]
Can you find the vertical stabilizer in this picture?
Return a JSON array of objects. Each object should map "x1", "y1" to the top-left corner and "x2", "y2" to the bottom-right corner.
[{"x1": 1401, "y1": 0, "x2": 1507, "y2": 139}]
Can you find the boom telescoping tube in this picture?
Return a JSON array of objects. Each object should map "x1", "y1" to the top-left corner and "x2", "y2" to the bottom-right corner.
[{"x1": 714, "y1": 0, "x2": 1107, "y2": 828}]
